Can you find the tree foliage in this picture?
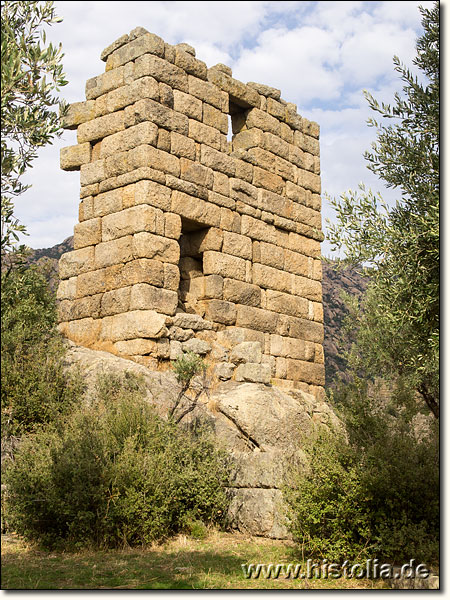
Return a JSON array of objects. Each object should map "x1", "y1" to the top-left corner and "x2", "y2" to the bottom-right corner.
[
  {"x1": 326, "y1": 2, "x2": 439, "y2": 417},
  {"x1": 1, "y1": 0, "x2": 67, "y2": 261}
]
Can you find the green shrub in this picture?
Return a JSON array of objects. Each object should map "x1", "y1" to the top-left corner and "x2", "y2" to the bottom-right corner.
[
  {"x1": 4, "y1": 372, "x2": 231, "y2": 549},
  {"x1": 1, "y1": 264, "x2": 83, "y2": 440},
  {"x1": 285, "y1": 379, "x2": 439, "y2": 564}
]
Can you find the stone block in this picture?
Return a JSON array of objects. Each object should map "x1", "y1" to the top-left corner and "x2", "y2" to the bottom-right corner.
[
  {"x1": 105, "y1": 32, "x2": 165, "y2": 70},
  {"x1": 284, "y1": 249, "x2": 309, "y2": 277},
  {"x1": 95, "y1": 236, "x2": 134, "y2": 269},
  {"x1": 134, "y1": 54, "x2": 188, "y2": 92},
  {"x1": 252, "y1": 167, "x2": 283, "y2": 195},
  {"x1": 85, "y1": 66, "x2": 125, "y2": 100},
  {"x1": 203, "y1": 250, "x2": 247, "y2": 281},
  {"x1": 215, "y1": 362, "x2": 235, "y2": 381},
  {"x1": 182, "y1": 338, "x2": 211, "y2": 355},
  {"x1": 80, "y1": 159, "x2": 105, "y2": 186},
  {"x1": 56, "y1": 277, "x2": 77, "y2": 301},
  {"x1": 131, "y1": 98, "x2": 188, "y2": 135},
  {"x1": 230, "y1": 341, "x2": 262, "y2": 364},
  {"x1": 75, "y1": 269, "x2": 106, "y2": 298},
  {"x1": 132, "y1": 179, "x2": 171, "y2": 211},
  {"x1": 236, "y1": 305, "x2": 278, "y2": 334},
  {"x1": 101, "y1": 310, "x2": 167, "y2": 342},
  {"x1": 266, "y1": 289, "x2": 308, "y2": 318},
  {"x1": 200, "y1": 145, "x2": 235, "y2": 176},
  {"x1": 130, "y1": 283, "x2": 178, "y2": 315},
  {"x1": 73, "y1": 217, "x2": 102, "y2": 249},
  {"x1": 252, "y1": 263, "x2": 291, "y2": 294},
  {"x1": 60, "y1": 143, "x2": 91, "y2": 171},
  {"x1": 292, "y1": 274, "x2": 322, "y2": 302},
  {"x1": 114, "y1": 338, "x2": 158, "y2": 356},
  {"x1": 278, "y1": 314, "x2": 324, "y2": 344},
  {"x1": 132, "y1": 231, "x2": 180, "y2": 263},
  {"x1": 171, "y1": 191, "x2": 221, "y2": 227},
  {"x1": 180, "y1": 158, "x2": 214, "y2": 188},
  {"x1": 188, "y1": 119, "x2": 222, "y2": 151},
  {"x1": 102, "y1": 205, "x2": 157, "y2": 241},
  {"x1": 288, "y1": 232, "x2": 321, "y2": 258},
  {"x1": 128, "y1": 144, "x2": 180, "y2": 177},
  {"x1": 188, "y1": 75, "x2": 228, "y2": 111},
  {"x1": 62, "y1": 100, "x2": 96, "y2": 129},
  {"x1": 93, "y1": 189, "x2": 123, "y2": 217},
  {"x1": 171, "y1": 131, "x2": 196, "y2": 159},
  {"x1": 245, "y1": 108, "x2": 280, "y2": 136},
  {"x1": 204, "y1": 299, "x2": 237, "y2": 325},
  {"x1": 59, "y1": 247, "x2": 95, "y2": 279},
  {"x1": 222, "y1": 231, "x2": 252, "y2": 260},
  {"x1": 77, "y1": 111, "x2": 125, "y2": 144},
  {"x1": 203, "y1": 103, "x2": 228, "y2": 134},
  {"x1": 234, "y1": 158, "x2": 253, "y2": 183},
  {"x1": 164, "y1": 212, "x2": 182, "y2": 239},
  {"x1": 247, "y1": 82, "x2": 281, "y2": 99},
  {"x1": 174, "y1": 48, "x2": 207, "y2": 79},
  {"x1": 297, "y1": 169, "x2": 321, "y2": 194},
  {"x1": 241, "y1": 215, "x2": 278, "y2": 244},
  {"x1": 167, "y1": 175, "x2": 208, "y2": 201},
  {"x1": 213, "y1": 171, "x2": 230, "y2": 196},
  {"x1": 101, "y1": 287, "x2": 131, "y2": 316},
  {"x1": 286, "y1": 359, "x2": 325, "y2": 386},
  {"x1": 104, "y1": 151, "x2": 130, "y2": 178},
  {"x1": 232, "y1": 129, "x2": 263, "y2": 151},
  {"x1": 58, "y1": 294, "x2": 102, "y2": 321},
  {"x1": 172, "y1": 89, "x2": 203, "y2": 120},
  {"x1": 229, "y1": 178, "x2": 258, "y2": 207},
  {"x1": 253, "y1": 241, "x2": 284, "y2": 269},
  {"x1": 207, "y1": 69, "x2": 260, "y2": 109},
  {"x1": 234, "y1": 363, "x2": 271, "y2": 384},
  {"x1": 208, "y1": 191, "x2": 235, "y2": 210},
  {"x1": 172, "y1": 312, "x2": 214, "y2": 330},
  {"x1": 161, "y1": 263, "x2": 179, "y2": 291},
  {"x1": 58, "y1": 317, "x2": 101, "y2": 347},
  {"x1": 79, "y1": 196, "x2": 94, "y2": 222},
  {"x1": 223, "y1": 279, "x2": 261, "y2": 307},
  {"x1": 100, "y1": 121, "x2": 158, "y2": 159}
]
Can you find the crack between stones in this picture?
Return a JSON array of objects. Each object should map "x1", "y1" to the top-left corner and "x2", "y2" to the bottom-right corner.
[{"x1": 217, "y1": 406, "x2": 262, "y2": 451}]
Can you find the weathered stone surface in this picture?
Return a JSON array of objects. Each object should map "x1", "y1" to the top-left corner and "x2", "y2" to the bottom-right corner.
[
  {"x1": 101, "y1": 310, "x2": 167, "y2": 341},
  {"x1": 130, "y1": 283, "x2": 178, "y2": 315},
  {"x1": 77, "y1": 111, "x2": 125, "y2": 143},
  {"x1": 73, "y1": 217, "x2": 102, "y2": 249},
  {"x1": 235, "y1": 362, "x2": 271, "y2": 384},
  {"x1": 61, "y1": 344, "x2": 337, "y2": 538},
  {"x1": 60, "y1": 143, "x2": 91, "y2": 171},
  {"x1": 182, "y1": 338, "x2": 211, "y2": 355},
  {"x1": 230, "y1": 342, "x2": 262, "y2": 365}
]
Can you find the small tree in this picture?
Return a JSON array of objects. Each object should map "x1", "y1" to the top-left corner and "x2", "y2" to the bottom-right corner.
[
  {"x1": 1, "y1": 0, "x2": 67, "y2": 263},
  {"x1": 327, "y1": 2, "x2": 439, "y2": 417}
]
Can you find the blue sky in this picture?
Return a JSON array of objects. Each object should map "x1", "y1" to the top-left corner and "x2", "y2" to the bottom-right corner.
[{"x1": 16, "y1": 0, "x2": 437, "y2": 255}]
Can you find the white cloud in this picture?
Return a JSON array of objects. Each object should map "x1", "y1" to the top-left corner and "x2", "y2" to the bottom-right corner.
[{"x1": 234, "y1": 25, "x2": 343, "y2": 104}]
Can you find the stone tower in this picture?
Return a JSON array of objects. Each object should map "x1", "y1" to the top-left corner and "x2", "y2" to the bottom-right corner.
[{"x1": 58, "y1": 27, "x2": 325, "y2": 398}]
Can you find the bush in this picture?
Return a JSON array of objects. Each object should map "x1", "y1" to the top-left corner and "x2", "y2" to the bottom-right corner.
[
  {"x1": 284, "y1": 379, "x2": 439, "y2": 564},
  {"x1": 4, "y1": 372, "x2": 231, "y2": 549},
  {"x1": 1, "y1": 263, "x2": 83, "y2": 440}
]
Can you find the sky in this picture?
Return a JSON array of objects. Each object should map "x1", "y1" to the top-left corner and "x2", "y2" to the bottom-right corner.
[{"x1": 14, "y1": 0, "x2": 438, "y2": 256}]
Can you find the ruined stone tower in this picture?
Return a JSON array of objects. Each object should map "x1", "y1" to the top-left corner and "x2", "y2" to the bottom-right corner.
[{"x1": 57, "y1": 27, "x2": 325, "y2": 398}]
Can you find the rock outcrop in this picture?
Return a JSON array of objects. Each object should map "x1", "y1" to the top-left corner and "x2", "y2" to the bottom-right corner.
[{"x1": 64, "y1": 341, "x2": 339, "y2": 538}]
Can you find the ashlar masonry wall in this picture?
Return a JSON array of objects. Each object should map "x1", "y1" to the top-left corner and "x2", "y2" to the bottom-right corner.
[{"x1": 57, "y1": 27, "x2": 325, "y2": 396}]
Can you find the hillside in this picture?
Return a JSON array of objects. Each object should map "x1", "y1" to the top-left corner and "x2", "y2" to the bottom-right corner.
[{"x1": 27, "y1": 238, "x2": 368, "y2": 386}]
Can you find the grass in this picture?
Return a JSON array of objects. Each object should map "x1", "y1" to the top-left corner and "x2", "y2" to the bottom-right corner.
[{"x1": 1, "y1": 532, "x2": 388, "y2": 590}]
